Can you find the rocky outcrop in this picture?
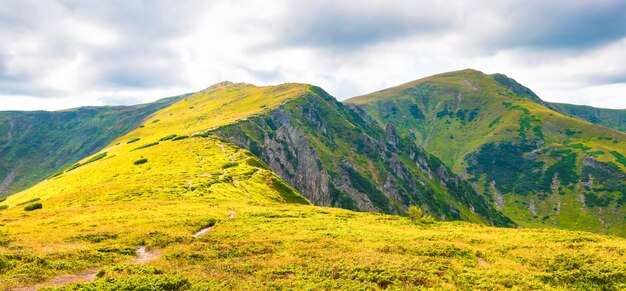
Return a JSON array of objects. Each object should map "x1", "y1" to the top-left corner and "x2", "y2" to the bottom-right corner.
[{"x1": 213, "y1": 88, "x2": 514, "y2": 226}]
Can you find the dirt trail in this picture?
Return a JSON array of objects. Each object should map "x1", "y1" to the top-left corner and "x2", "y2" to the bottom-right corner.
[
  {"x1": 15, "y1": 212, "x2": 236, "y2": 289},
  {"x1": 216, "y1": 141, "x2": 234, "y2": 161},
  {"x1": 192, "y1": 210, "x2": 237, "y2": 238},
  {"x1": 12, "y1": 268, "x2": 99, "y2": 291},
  {"x1": 133, "y1": 245, "x2": 160, "y2": 264},
  {"x1": 14, "y1": 245, "x2": 163, "y2": 290}
]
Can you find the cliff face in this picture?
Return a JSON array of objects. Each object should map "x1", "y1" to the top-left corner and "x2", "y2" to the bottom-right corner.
[{"x1": 213, "y1": 86, "x2": 513, "y2": 226}]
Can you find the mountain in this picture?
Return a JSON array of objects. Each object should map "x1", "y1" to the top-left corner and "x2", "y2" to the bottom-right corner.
[
  {"x1": 490, "y1": 73, "x2": 626, "y2": 133},
  {"x1": 346, "y1": 69, "x2": 626, "y2": 236},
  {"x1": 0, "y1": 81, "x2": 623, "y2": 290},
  {"x1": 0, "y1": 95, "x2": 184, "y2": 197},
  {"x1": 211, "y1": 84, "x2": 511, "y2": 225},
  {"x1": 548, "y1": 102, "x2": 626, "y2": 133}
]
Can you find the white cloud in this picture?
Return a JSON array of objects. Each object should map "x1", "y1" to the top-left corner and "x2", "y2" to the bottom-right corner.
[{"x1": 0, "y1": 0, "x2": 625, "y2": 110}]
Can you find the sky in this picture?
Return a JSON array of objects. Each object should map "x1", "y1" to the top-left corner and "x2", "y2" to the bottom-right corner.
[{"x1": 1, "y1": 0, "x2": 625, "y2": 111}]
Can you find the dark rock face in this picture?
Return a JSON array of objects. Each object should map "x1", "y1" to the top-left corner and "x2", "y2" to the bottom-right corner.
[{"x1": 213, "y1": 88, "x2": 514, "y2": 226}]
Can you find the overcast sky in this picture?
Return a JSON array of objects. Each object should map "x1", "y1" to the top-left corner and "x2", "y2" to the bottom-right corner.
[{"x1": 1, "y1": 0, "x2": 625, "y2": 111}]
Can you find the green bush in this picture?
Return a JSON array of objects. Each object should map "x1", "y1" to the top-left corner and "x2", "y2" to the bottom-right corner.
[
  {"x1": 408, "y1": 206, "x2": 423, "y2": 222},
  {"x1": 84, "y1": 152, "x2": 107, "y2": 164},
  {"x1": 0, "y1": 197, "x2": 6, "y2": 203},
  {"x1": 0, "y1": 205, "x2": 8, "y2": 211},
  {"x1": 172, "y1": 135, "x2": 189, "y2": 141},
  {"x1": 159, "y1": 134, "x2": 177, "y2": 141},
  {"x1": 134, "y1": 158, "x2": 149, "y2": 165},
  {"x1": 16, "y1": 197, "x2": 40, "y2": 206},
  {"x1": 127, "y1": 138, "x2": 141, "y2": 144},
  {"x1": 132, "y1": 142, "x2": 159, "y2": 151},
  {"x1": 24, "y1": 203, "x2": 42, "y2": 211},
  {"x1": 419, "y1": 215, "x2": 436, "y2": 224},
  {"x1": 221, "y1": 162, "x2": 238, "y2": 169}
]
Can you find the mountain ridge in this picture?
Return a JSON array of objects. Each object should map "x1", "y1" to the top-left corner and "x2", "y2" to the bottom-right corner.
[{"x1": 346, "y1": 69, "x2": 626, "y2": 236}]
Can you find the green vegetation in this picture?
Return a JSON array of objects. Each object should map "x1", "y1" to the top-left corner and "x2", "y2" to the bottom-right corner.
[
  {"x1": 21, "y1": 206, "x2": 626, "y2": 290},
  {"x1": 0, "y1": 95, "x2": 183, "y2": 196},
  {"x1": 0, "y1": 205, "x2": 7, "y2": 210},
  {"x1": 549, "y1": 102, "x2": 626, "y2": 133},
  {"x1": 16, "y1": 197, "x2": 40, "y2": 206},
  {"x1": 0, "y1": 80, "x2": 624, "y2": 289},
  {"x1": 133, "y1": 142, "x2": 160, "y2": 151},
  {"x1": 171, "y1": 135, "x2": 189, "y2": 141},
  {"x1": 221, "y1": 162, "x2": 238, "y2": 169},
  {"x1": 611, "y1": 151, "x2": 626, "y2": 167},
  {"x1": 213, "y1": 84, "x2": 510, "y2": 225},
  {"x1": 23, "y1": 202, "x2": 42, "y2": 211},
  {"x1": 159, "y1": 134, "x2": 177, "y2": 141},
  {"x1": 346, "y1": 69, "x2": 626, "y2": 236},
  {"x1": 133, "y1": 158, "x2": 149, "y2": 165},
  {"x1": 127, "y1": 138, "x2": 141, "y2": 144},
  {"x1": 407, "y1": 205, "x2": 423, "y2": 222}
]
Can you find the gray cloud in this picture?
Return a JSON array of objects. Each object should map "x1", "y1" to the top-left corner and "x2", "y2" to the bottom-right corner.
[
  {"x1": 0, "y1": 0, "x2": 625, "y2": 110},
  {"x1": 268, "y1": 1, "x2": 453, "y2": 49},
  {"x1": 259, "y1": 0, "x2": 626, "y2": 53},
  {"x1": 490, "y1": 1, "x2": 626, "y2": 50}
]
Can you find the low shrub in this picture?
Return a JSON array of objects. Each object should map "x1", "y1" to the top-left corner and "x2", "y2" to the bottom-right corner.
[
  {"x1": 132, "y1": 142, "x2": 159, "y2": 151},
  {"x1": 171, "y1": 135, "x2": 189, "y2": 141},
  {"x1": 134, "y1": 158, "x2": 149, "y2": 165},
  {"x1": 127, "y1": 138, "x2": 141, "y2": 144},
  {"x1": 159, "y1": 134, "x2": 177, "y2": 141},
  {"x1": 24, "y1": 203, "x2": 42, "y2": 211},
  {"x1": 16, "y1": 197, "x2": 40, "y2": 206},
  {"x1": 408, "y1": 206, "x2": 423, "y2": 222},
  {"x1": 221, "y1": 162, "x2": 238, "y2": 169},
  {"x1": 0, "y1": 205, "x2": 8, "y2": 211}
]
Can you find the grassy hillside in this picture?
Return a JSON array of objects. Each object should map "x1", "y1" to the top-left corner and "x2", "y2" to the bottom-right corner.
[
  {"x1": 0, "y1": 81, "x2": 624, "y2": 289},
  {"x1": 212, "y1": 85, "x2": 511, "y2": 225},
  {"x1": 346, "y1": 69, "x2": 626, "y2": 236},
  {"x1": 0, "y1": 95, "x2": 183, "y2": 197},
  {"x1": 548, "y1": 102, "x2": 626, "y2": 133},
  {"x1": 491, "y1": 73, "x2": 626, "y2": 133},
  {"x1": 0, "y1": 83, "x2": 310, "y2": 289}
]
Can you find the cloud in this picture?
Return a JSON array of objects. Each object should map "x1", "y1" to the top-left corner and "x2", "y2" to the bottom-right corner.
[{"x1": 0, "y1": 0, "x2": 625, "y2": 110}]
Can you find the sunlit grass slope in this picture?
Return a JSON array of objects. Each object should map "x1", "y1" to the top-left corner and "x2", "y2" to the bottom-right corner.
[
  {"x1": 17, "y1": 206, "x2": 626, "y2": 290},
  {"x1": 0, "y1": 81, "x2": 624, "y2": 290},
  {"x1": 346, "y1": 69, "x2": 626, "y2": 236},
  {"x1": 0, "y1": 82, "x2": 310, "y2": 288},
  {"x1": 0, "y1": 95, "x2": 182, "y2": 197}
]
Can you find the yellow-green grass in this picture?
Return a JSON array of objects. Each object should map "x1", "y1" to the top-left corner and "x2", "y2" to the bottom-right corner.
[
  {"x1": 30, "y1": 205, "x2": 626, "y2": 290},
  {"x1": 0, "y1": 80, "x2": 624, "y2": 289},
  {"x1": 112, "y1": 82, "x2": 309, "y2": 144},
  {"x1": 0, "y1": 136, "x2": 307, "y2": 288},
  {"x1": 0, "y1": 82, "x2": 314, "y2": 288}
]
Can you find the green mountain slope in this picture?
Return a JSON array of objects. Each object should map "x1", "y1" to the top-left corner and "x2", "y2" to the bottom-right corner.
[
  {"x1": 548, "y1": 102, "x2": 626, "y2": 133},
  {"x1": 0, "y1": 81, "x2": 623, "y2": 290},
  {"x1": 491, "y1": 73, "x2": 626, "y2": 133},
  {"x1": 211, "y1": 84, "x2": 512, "y2": 226},
  {"x1": 0, "y1": 95, "x2": 184, "y2": 197},
  {"x1": 346, "y1": 69, "x2": 626, "y2": 236}
]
